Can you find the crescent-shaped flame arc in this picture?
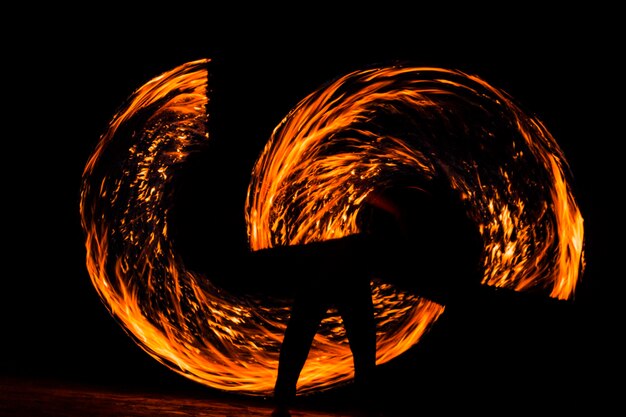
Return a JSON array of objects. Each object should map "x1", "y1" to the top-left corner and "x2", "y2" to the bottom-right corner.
[{"x1": 80, "y1": 60, "x2": 585, "y2": 396}]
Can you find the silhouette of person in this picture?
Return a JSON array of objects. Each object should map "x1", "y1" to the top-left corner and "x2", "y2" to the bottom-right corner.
[
  {"x1": 211, "y1": 175, "x2": 483, "y2": 417},
  {"x1": 263, "y1": 176, "x2": 483, "y2": 417}
]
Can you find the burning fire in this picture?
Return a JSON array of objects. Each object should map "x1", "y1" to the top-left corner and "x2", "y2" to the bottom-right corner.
[{"x1": 79, "y1": 59, "x2": 585, "y2": 396}]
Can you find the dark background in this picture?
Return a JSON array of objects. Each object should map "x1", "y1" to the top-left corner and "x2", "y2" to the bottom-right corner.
[{"x1": 3, "y1": 12, "x2": 620, "y2": 414}]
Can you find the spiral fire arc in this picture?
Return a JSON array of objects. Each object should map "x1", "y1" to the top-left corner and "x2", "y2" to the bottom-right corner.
[{"x1": 79, "y1": 58, "x2": 585, "y2": 396}]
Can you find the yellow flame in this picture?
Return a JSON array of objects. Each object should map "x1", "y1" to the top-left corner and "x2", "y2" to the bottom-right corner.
[{"x1": 80, "y1": 61, "x2": 584, "y2": 397}]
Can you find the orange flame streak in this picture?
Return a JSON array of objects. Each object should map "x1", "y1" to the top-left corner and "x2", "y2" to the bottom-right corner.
[
  {"x1": 81, "y1": 59, "x2": 286, "y2": 395},
  {"x1": 80, "y1": 61, "x2": 584, "y2": 397},
  {"x1": 466, "y1": 76, "x2": 585, "y2": 299},
  {"x1": 246, "y1": 66, "x2": 585, "y2": 392}
]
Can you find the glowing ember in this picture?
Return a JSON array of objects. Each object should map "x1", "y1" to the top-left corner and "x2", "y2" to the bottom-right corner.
[{"x1": 79, "y1": 59, "x2": 585, "y2": 396}]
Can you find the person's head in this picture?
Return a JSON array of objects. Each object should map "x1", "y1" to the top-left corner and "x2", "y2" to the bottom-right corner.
[{"x1": 358, "y1": 175, "x2": 483, "y2": 300}]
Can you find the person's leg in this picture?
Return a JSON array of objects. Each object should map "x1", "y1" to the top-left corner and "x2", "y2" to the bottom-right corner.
[
  {"x1": 273, "y1": 291, "x2": 327, "y2": 408},
  {"x1": 336, "y1": 277, "x2": 377, "y2": 402}
]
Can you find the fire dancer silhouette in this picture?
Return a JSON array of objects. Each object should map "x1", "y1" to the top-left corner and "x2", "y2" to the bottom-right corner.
[
  {"x1": 217, "y1": 176, "x2": 483, "y2": 417},
  {"x1": 269, "y1": 179, "x2": 482, "y2": 416}
]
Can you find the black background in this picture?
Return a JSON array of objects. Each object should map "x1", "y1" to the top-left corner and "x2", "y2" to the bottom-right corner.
[{"x1": 2, "y1": 11, "x2": 620, "y2": 414}]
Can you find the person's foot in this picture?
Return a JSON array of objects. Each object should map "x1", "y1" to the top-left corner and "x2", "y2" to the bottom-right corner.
[
  {"x1": 271, "y1": 384, "x2": 295, "y2": 417},
  {"x1": 270, "y1": 404, "x2": 292, "y2": 417}
]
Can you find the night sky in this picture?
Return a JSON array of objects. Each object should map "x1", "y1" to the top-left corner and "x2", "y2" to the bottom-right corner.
[{"x1": 3, "y1": 14, "x2": 620, "y2": 413}]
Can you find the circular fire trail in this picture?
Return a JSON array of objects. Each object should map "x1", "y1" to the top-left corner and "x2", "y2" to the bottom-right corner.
[{"x1": 79, "y1": 58, "x2": 585, "y2": 396}]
